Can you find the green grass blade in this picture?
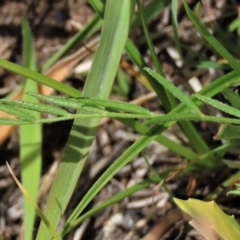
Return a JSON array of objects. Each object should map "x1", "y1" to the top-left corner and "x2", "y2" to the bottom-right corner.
[
  {"x1": 36, "y1": 1, "x2": 134, "y2": 239},
  {"x1": 0, "y1": 103, "x2": 35, "y2": 121},
  {"x1": 119, "y1": 118, "x2": 198, "y2": 160},
  {"x1": 0, "y1": 58, "x2": 80, "y2": 97},
  {"x1": 125, "y1": 39, "x2": 169, "y2": 108},
  {"x1": 28, "y1": 92, "x2": 152, "y2": 115},
  {"x1": 0, "y1": 118, "x2": 31, "y2": 125},
  {"x1": 117, "y1": 67, "x2": 130, "y2": 95},
  {"x1": 131, "y1": 0, "x2": 171, "y2": 30},
  {"x1": 20, "y1": 17, "x2": 42, "y2": 240},
  {"x1": 136, "y1": 0, "x2": 164, "y2": 77},
  {"x1": 41, "y1": 14, "x2": 102, "y2": 72},
  {"x1": 125, "y1": 40, "x2": 209, "y2": 154},
  {"x1": 222, "y1": 88, "x2": 240, "y2": 111},
  {"x1": 76, "y1": 98, "x2": 152, "y2": 115},
  {"x1": 145, "y1": 68, "x2": 200, "y2": 113},
  {"x1": 186, "y1": 60, "x2": 230, "y2": 69},
  {"x1": 194, "y1": 94, "x2": 240, "y2": 118},
  {"x1": 183, "y1": 0, "x2": 240, "y2": 75},
  {"x1": 1, "y1": 99, "x2": 69, "y2": 116},
  {"x1": 171, "y1": 0, "x2": 183, "y2": 59},
  {"x1": 135, "y1": 0, "x2": 177, "y2": 110}
]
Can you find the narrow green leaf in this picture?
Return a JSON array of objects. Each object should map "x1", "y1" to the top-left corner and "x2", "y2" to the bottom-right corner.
[
  {"x1": 194, "y1": 94, "x2": 240, "y2": 118},
  {"x1": 136, "y1": 0, "x2": 164, "y2": 77},
  {"x1": 136, "y1": 0, "x2": 178, "y2": 111},
  {"x1": 117, "y1": 67, "x2": 130, "y2": 95},
  {"x1": 27, "y1": 92, "x2": 85, "y2": 109},
  {"x1": 222, "y1": 88, "x2": 240, "y2": 111},
  {"x1": 145, "y1": 68, "x2": 201, "y2": 113},
  {"x1": 130, "y1": 0, "x2": 171, "y2": 30},
  {"x1": 1, "y1": 99, "x2": 69, "y2": 116},
  {"x1": 61, "y1": 178, "x2": 156, "y2": 236},
  {"x1": 0, "y1": 103, "x2": 35, "y2": 121},
  {"x1": 28, "y1": 92, "x2": 152, "y2": 115},
  {"x1": 171, "y1": 0, "x2": 183, "y2": 60},
  {"x1": 215, "y1": 124, "x2": 240, "y2": 140},
  {"x1": 145, "y1": 113, "x2": 240, "y2": 125},
  {"x1": 183, "y1": 0, "x2": 240, "y2": 75},
  {"x1": 0, "y1": 118, "x2": 31, "y2": 125},
  {"x1": 0, "y1": 59, "x2": 81, "y2": 97},
  {"x1": 20, "y1": 17, "x2": 42, "y2": 240}
]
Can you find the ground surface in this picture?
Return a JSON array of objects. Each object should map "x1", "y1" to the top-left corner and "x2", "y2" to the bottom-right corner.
[{"x1": 0, "y1": 0, "x2": 240, "y2": 240}]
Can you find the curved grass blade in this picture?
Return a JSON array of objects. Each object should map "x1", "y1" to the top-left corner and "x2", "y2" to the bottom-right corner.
[
  {"x1": 145, "y1": 68, "x2": 200, "y2": 113},
  {"x1": 1, "y1": 99, "x2": 69, "y2": 116}
]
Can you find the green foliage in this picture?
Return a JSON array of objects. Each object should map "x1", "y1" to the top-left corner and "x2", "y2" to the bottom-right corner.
[
  {"x1": 2, "y1": 0, "x2": 240, "y2": 239},
  {"x1": 20, "y1": 17, "x2": 42, "y2": 240}
]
